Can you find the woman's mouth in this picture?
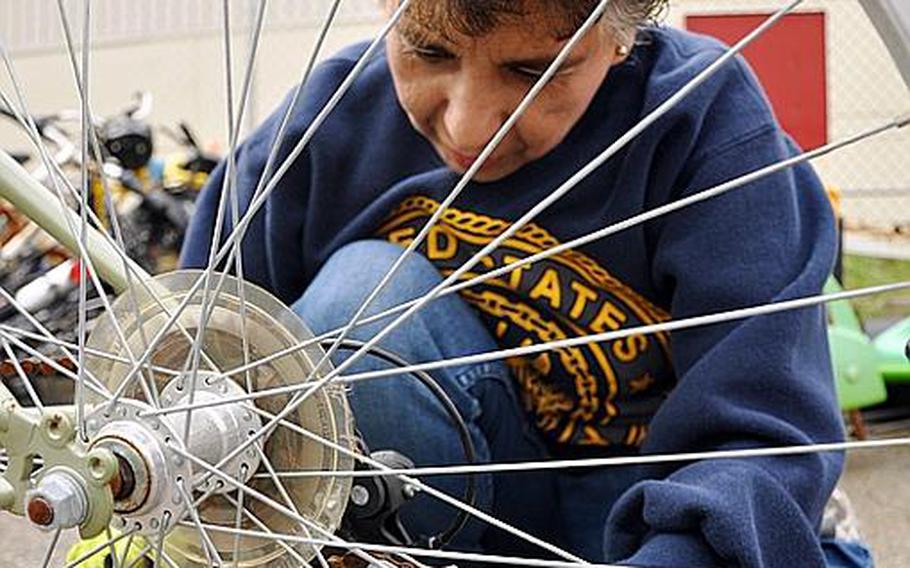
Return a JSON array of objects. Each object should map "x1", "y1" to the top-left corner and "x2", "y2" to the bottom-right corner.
[{"x1": 449, "y1": 149, "x2": 500, "y2": 171}]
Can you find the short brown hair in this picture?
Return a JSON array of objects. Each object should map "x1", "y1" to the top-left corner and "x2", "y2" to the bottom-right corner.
[{"x1": 404, "y1": 0, "x2": 669, "y2": 45}]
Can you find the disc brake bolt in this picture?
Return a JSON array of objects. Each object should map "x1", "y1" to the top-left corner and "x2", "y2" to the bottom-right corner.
[{"x1": 351, "y1": 485, "x2": 370, "y2": 507}]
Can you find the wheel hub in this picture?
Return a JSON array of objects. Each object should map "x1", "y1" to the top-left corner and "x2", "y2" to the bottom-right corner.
[
  {"x1": 82, "y1": 270, "x2": 355, "y2": 566},
  {"x1": 158, "y1": 372, "x2": 264, "y2": 492},
  {"x1": 86, "y1": 398, "x2": 192, "y2": 535}
]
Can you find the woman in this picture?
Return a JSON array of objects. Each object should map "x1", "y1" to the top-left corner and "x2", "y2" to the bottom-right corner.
[{"x1": 182, "y1": 1, "x2": 871, "y2": 566}]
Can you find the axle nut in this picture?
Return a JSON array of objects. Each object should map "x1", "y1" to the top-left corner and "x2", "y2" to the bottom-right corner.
[{"x1": 25, "y1": 471, "x2": 88, "y2": 531}]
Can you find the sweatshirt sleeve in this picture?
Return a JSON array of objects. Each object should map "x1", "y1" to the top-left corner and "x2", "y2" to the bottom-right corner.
[{"x1": 604, "y1": 125, "x2": 842, "y2": 567}]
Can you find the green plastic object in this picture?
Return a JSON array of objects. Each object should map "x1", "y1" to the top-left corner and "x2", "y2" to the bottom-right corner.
[
  {"x1": 825, "y1": 278, "x2": 889, "y2": 410},
  {"x1": 873, "y1": 316, "x2": 910, "y2": 383}
]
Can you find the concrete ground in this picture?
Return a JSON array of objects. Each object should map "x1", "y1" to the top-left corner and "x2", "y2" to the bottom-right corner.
[
  {"x1": 841, "y1": 441, "x2": 910, "y2": 567},
  {"x1": 0, "y1": 514, "x2": 77, "y2": 566},
  {"x1": 0, "y1": 444, "x2": 908, "y2": 566}
]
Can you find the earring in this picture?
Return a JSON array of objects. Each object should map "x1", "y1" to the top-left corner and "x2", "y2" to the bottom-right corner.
[{"x1": 616, "y1": 44, "x2": 630, "y2": 58}]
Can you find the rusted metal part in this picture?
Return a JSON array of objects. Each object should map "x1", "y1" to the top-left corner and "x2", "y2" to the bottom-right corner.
[
  {"x1": 26, "y1": 495, "x2": 55, "y2": 526},
  {"x1": 0, "y1": 355, "x2": 76, "y2": 380}
]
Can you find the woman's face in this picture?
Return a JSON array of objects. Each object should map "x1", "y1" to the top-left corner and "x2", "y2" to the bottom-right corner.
[{"x1": 384, "y1": 4, "x2": 626, "y2": 182}]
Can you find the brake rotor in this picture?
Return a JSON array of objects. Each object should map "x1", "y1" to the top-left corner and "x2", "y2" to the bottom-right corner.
[{"x1": 84, "y1": 270, "x2": 355, "y2": 567}]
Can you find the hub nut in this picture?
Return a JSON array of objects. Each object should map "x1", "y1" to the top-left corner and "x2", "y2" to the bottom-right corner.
[{"x1": 25, "y1": 471, "x2": 88, "y2": 531}]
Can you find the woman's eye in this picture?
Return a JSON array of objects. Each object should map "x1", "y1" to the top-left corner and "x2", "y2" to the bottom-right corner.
[
  {"x1": 511, "y1": 66, "x2": 546, "y2": 80},
  {"x1": 410, "y1": 45, "x2": 454, "y2": 62}
]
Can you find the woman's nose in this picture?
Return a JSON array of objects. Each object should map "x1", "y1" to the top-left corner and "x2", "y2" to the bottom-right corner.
[{"x1": 442, "y1": 75, "x2": 511, "y2": 154}]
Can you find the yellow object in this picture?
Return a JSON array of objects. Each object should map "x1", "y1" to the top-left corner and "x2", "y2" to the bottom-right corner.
[
  {"x1": 161, "y1": 153, "x2": 209, "y2": 191},
  {"x1": 66, "y1": 531, "x2": 151, "y2": 567},
  {"x1": 826, "y1": 184, "x2": 843, "y2": 220}
]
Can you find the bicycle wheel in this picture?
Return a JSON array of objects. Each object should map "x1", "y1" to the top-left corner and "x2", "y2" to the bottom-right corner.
[{"x1": 0, "y1": 1, "x2": 907, "y2": 567}]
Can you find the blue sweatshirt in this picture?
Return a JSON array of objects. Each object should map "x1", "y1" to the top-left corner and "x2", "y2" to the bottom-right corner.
[{"x1": 181, "y1": 27, "x2": 842, "y2": 568}]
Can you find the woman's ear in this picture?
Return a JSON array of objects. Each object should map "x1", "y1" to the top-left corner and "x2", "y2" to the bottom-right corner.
[
  {"x1": 614, "y1": 43, "x2": 631, "y2": 63},
  {"x1": 599, "y1": 26, "x2": 632, "y2": 67}
]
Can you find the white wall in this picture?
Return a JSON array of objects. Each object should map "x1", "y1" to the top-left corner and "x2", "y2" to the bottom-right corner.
[{"x1": 0, "y1": 0, "x2": 384, "y2": 154}]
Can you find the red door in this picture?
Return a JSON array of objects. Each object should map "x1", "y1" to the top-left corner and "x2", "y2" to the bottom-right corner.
[{"x1": 686, "y1": 12, "x2": 828, "y2": 150}]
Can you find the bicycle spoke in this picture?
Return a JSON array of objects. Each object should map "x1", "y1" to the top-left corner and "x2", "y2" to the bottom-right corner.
[
  {"x1": 153, "y1": 511, "x2": 171, "y2": 568},
  {"x1": 181, "y1": 0, "x2": 244, "y2": 448},
  {"x1": 0, "y1": 329, "x2": 111, "y2": 398},
  {"x1": 188, "y1": 0, "x2": 413, "y2": 292},
  {"x1": 1, "y1": 336, "x2": 44, "y2": 410},
  {"x1": 228, "y1": 1, "x2": 263, "y2": 397},
  {"x1": 184, "y1": 522, "x2": 614, "y2": 568},
  {"x1": 61, "y1": 0, "x2": 230, "y2": 410},
  {"x1": 254, "y1": 445, "x2": 299, "y2": 519},
  {"x1": 54, "y1": 0, "x2": 163, "y2": 408},
  {"x1": 39, "y1": 527, "x2": 63, "y2": 568},
  {"x1": 247, "y1": 1, "x2": 807, "y2": 433},
  {"x1": 155, "y1": 550, "x2": 180, "y2": 568},
  {"x1": 0, "y1": 323, "x2": 181, "y2": 377},
  {"x1": 247, "y1": 449, "x2": 352, "y2": 568},
  {"x1": 262, "y1": 437, "x2": 910, "y2": 480},
  {"x1": 100, "y1": 0, "x2": 396, "y2": 412},
  {"x1": 114, "y1": 0, "x2": 337, "y2": 399},
  {"x1": 116, "y1": 530, "x2": 135, "y2": 568},
  {"x1": 241, "y1": 405, "x2": 588, "y2": 563},
  {"x1": 179, "y1": 1, "x2": 811, "y2": 471},
  {"x1": 63, "y1": 527, "x2": 137, "y2": 568},
  {"x1": 132, "y1": 0, "x2": 347, "y2": 455},
  {"x1": 123, "y1": 546, "x2": 151, "y2": 568},
  {"x1": 83, "y1": 0, "x2": 287, "y2": 420},
  {"x1": 179, "y1": 0, "x2": 344, "y2": 380},
  {"x1": 105, "y1": 527, "x2": 122, "y2": 568},
  {"x1": 229, "y1": 467, "x2": 247, "y2": 568},
  {"x1": 220, "y1": 491, "x2": 315, "y2": 568},
  {"x1": 0, "y1": 287, "x2": 112, "y2": 395},
  {"x1": 166, "y1": 439, "x2": 401, "y2": 568},
  {"x1": 75, "y1": 0, "x2": 92, "y2": 440},
  {"x1": 15, "y1": 4, "x2": 229, "y2": 406},
  {"x1": 175, "y1": 477, "x2": 222, "y2": 566},
  {"x1": 147, "y1": 280, "x2": 909, "y2": 415},
  {"x1": 312, "y1": 0, "x2": 616, "y2": 410},
  {"x1": 223, "y1": 491, "x2": 400, "y2": 568},
  {"x1": 0, "y1": 39, "x2": 160, "y2": 408},
  {"x1": 331, "y1": 283, "x2": 905, "y2": 384},
  {"x1": 180, "y1": 0, "x2": 268, "y2": 449},
  {"x1": 220, "y1": 113, "x2": 908, "y2": 382}
]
